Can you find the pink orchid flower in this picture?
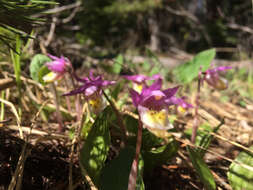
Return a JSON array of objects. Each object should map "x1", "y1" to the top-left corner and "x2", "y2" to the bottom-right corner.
[{"x1": 43, "y1": 54, "x2": 72, "y2": 83}]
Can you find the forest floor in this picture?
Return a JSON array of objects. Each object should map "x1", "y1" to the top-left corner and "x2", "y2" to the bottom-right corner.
[{"x1": 0, "y1": 55, "x2": 252, "y2": 190}]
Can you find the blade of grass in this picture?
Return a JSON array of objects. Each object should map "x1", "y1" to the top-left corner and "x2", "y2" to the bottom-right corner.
[{"x1": 10, "y1": 35, "x2": 22, "y2": 117}]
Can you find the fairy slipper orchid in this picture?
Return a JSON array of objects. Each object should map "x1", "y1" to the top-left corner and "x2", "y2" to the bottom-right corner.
[
  {"x1": 64, "y1": 70, "x2": 115, "y2": 114},
  {"x1": 130, "y1": 79, "x2": 180, "y2": 133},
  {"x1": 124, "y1": 74, "x2": 161, "y2": 93},
  {"x1": 203, "y1": 66, "x2": 232, "y2": 90},
  {"x1": 43, "y1": 54, "x2": 72, "y2": 83}
]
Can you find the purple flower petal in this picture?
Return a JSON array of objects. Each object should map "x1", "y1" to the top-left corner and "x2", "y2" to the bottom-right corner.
[
  {"x1": 123, "y1": 74, "x2": 148, "y2": 83},
  {"x1": 163, "y1": 86, "x2": 180, "y2": 98},
  {"x1": 124, "y1": 74, "x2": 161, "y2": 83},
  {"x1": 166, "y1": 96, "x2": 193, "y2": 108},
  {"x1": 84, "y1": 86, "x2": 99, "y2": 97},
  {"x1": 149, "y1": 74, "x2": 162, "y2": 80},
  {"x1": 45, "y1": 54, "x2": 71, "y2": 74},
  {"x1": 46, "y1": 61, "x2": 65, "y2": 73},
  {"x1": 101, "y1": 80, "x2": 116, "y2": 86},
  {"x1": 204, "y1": 66, "x2": 232, "y2": 90},
  {"x1": 147, "y1": 78, "x2": 162, "y2": 91},
  {"x1": 207, "y1": 66, "x2": 232, "y2": 73},
  {"x1": 130, "y1": 89, "x2": 141, "y2": 107},
  {"x1": 142, "y1": 90, "x2": 165, "y2": 104},
  {"x1": 47, "y1": 54, "x2": 60, "y2": 60},
  {"x1": 89, "y1": 70, "x2": 101, "y2": 81},
  {"x1": 64, "y1": 70, "x2": 115, "y2": 98},
  {"x1": 63, "y1": 83, "x2": 90, "y2": 96}
]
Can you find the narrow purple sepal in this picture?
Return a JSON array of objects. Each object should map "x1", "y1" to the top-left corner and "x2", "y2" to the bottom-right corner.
[
  {"x1": 63, "y1": 70, "x2": 115, "y2": 98},
  {"x1": 129, "y1": 89, "x2": 141, "y2": 107},
  {"x1": 206, "y1": 66, "x2": 232, "y2": 74},
  {"x1": 166, "y1": 96, "x2": 193, "y2": 108},
  {"x1": 163, "y1": 86, "x2": 180, "y2": 98},
  {"x1": 62, "y1": 83, "x2": 90, "y2": 96},
  {"x1": 123, "y1": 74, "x2": 148, "y2": 83}
]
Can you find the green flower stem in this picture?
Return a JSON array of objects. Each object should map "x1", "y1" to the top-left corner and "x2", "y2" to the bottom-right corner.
[
  {"x1": 50, "y1": 83, "x2": 64, "y2": 132},
  {"x1": 128, "y1": 118, "x2": 143, "y2": 190}
]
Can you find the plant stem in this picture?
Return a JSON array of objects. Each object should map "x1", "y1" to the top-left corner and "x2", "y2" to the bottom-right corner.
[
  {"x1": 69, "y1": 72, "x2": 82, "y2": 122},
  {"x1": 128, "y1": 118, "x2": 143, "y2": 190},
  {"x1": 191, "y1": 70, "x2": 202, "y2": 143},
  {"x1": 63, "y1": 76, "x2": 72, "y2": 113},
  {"x1": 50, "y1": 83, "x2": 64, "y2": 132}
]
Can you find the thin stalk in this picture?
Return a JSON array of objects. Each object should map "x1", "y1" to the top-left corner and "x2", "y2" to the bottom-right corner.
[
  {"x1": 102, "y1": 89, "x2": 127, "y2": 148},
  {"x1": 10, "y1": 35, "x2": 22, "y2": 117},
  {"x1": 128, "y1": 118, "x2": 143, "y2": 190},
  {"x1": 63, "y1": 76, "x2": 72, "y2": 113},
  {"x1": 69, "y1": 104, "x2": 88, "y2": 190},
  {"x1": 50, "y1": 83, "x2": 64, "y2": 132},
  {"x1": 191, "y1": 70, "x2": 202, "y2": 144},
  {"x1": 69, "y1": 72, "x2": 81, "y2": 122}
]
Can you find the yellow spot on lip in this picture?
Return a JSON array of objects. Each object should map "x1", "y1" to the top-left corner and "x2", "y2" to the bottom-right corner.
[
  {"x1": 133, "y1": 83, "x2": 143, "y2": 93},
  {"x1": 177, "y1": 106, "x2": 186, "y2": 114},
  {"x1": 43, "y1": 72, "x2": 61, "y2": 83},
  {"x1": 88, "y1": 96, "x2": 106, "y2": 114},
  {"x1": 89, "y1": 97, "x2": 101, "y2": 109},
  {"x1": 142, "y1": 109, "x2": 168, "y2": 129}
]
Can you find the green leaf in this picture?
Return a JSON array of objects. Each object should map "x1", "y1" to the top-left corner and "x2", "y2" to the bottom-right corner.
[
  {"x1": 185, "y1": 122, "x2": 223, "y2": 157},
  {"x1": 79, "y1": 108, "x2": 111, "y2": 186},
  {"x1": 174, "y1": 49, "x2": 216, "y2": 83},
  {"x1": 197, "y1": 121, "x2": 223, "y2": 157},
  {"x1": 30, "y1": 0, "x2": 58, "y2": 5},
  {"x1": 145, "y1": 48, "x2": 163, "y2": 76},
  {"x1": 111, "y1": 81, "x2": 125, "y2": 100},
  {"x1": 227, "y1": 146, "x2": 253, "y2": 190},
  {"x1": 123, "y1": 114, "x2": 139, "y2": 134},
  {"x1": 136, "y1": 156, "x2": 145, "y2": 190},
  {"x1": 143, "y1": 138, "x2": 179, "y2": 173},
  {"x1": 146, "y1": 48, "x2": 161, "y2": 66},
  {"x1": 184, "y1": 123, "x2": 212, "y2": 143},
  {"x1": 149, "y1": 66, "x2": 160, "y2": 76},
  {"x1": 141, "y1": 129, "x2": 164, "y2": 151},
  {"x1": 123, "y1": 115, "x2": 163, "y2": 150},
  {"x1": 100, "y1": 147, "x2": 144, "y2": 190},
  {"x1": 112, "y1": 54, "x2": 123, "y2": 74},
  {"x1": 142, "y1": 60, "x2": 151, "y2": 72},
  {"x1": 187, "y1": 146, "x2": 216, "y2": 190},
  {"x1": 29, "y1": 54, "x2": 51, "y2": 83},
  {"x1": 38, "y1": 65, "x2": 50, "y2": 85}
]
